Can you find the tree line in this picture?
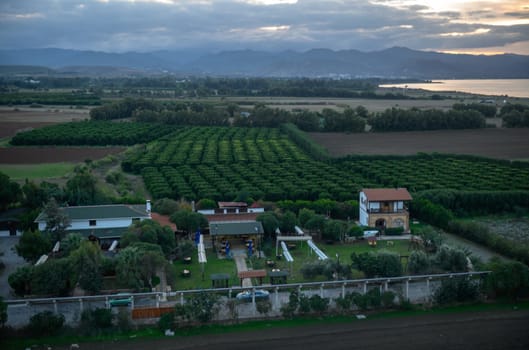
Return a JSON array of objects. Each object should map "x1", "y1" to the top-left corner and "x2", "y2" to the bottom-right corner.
[{"x1": 500, "y1": 103, "x2": 529, "y2": 127}]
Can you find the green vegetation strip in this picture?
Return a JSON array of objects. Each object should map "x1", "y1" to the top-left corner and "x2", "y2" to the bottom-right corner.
[
  {"x1": 4, "y1": 301, "x2": 528, "y2": 350},
  {"x1": 0, "y1": 163, "x2": 76, "y2": 180}
]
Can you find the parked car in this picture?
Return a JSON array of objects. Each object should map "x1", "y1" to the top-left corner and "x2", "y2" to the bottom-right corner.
[
  {"x1": 108, "y1": 293, "x2": 132, "y2": 307},
  {"x1": 236, "y1": 289, "x2": 270, "y2": 301}
]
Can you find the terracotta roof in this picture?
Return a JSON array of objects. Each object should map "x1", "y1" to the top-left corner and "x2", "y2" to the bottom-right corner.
[
  {"x1": 150, "y1": 212, "x2": 176, "y2": 232},
  {"x1": 238, "y1": 269, "x2": 267, "y2": 279},
  {"x1": 362, "y1": 188, "x2": 412, "y2": 201},
  {"x1": 206, "y1": 212, "x2": 259, "y2": 223},
  {"x1": 218, "y1": 201, "x2": 248, "y2": 208}
]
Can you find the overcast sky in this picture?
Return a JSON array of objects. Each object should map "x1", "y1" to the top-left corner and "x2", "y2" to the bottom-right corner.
[{"x1": 1, "y1": 0, "x2": 528, "y2": 55}]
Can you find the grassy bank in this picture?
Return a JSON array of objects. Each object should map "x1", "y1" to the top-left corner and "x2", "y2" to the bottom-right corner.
[{"x1": 0, "y1": 163, "x2": 75, "y2": 180}]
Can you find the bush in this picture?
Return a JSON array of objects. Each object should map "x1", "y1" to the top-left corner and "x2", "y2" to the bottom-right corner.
[
  {"x1": 79, "y1": 308, "x2": 114, "y2": 335},
  {"x1": 335, "y1": 294, "x2": 353, "y2": 314},
  {"x1": 433, "y1": 244, "x2": 468, "y2": 272},
  {"x1": 434, "y1": 278, "x2": 480, "y2": 305},
  {"x1": 408, "y1": 250, "x2": 431, "y2": 274},
  {"x1": 158, "y1": 311, "x2": 176, "y2": 332},
  {"x1": 27, "y1": 311, "x2": 64, "y2": 336},
  {"x1": 486, "y1": 260, "x2": 529, "y2": 301},
  {"x1": 381, "y1": 291, "x2": 396, "y2": 308},
  {"x1": 309, "y1": 295, "x2": 329, "y2": 315},
  {"x1": 352, "y1": 251, "x2": 402, "y2": 278},
  {"x1": 385, "y1": 227, "x2": 404, "y2": 236}
]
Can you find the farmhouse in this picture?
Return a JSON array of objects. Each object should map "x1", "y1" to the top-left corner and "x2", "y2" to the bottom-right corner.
[
  {"x1": 359, "y1": 188, "x2": 412, "y2": 232},
  {"x1": 34, "y1": 201, "x2": 152, "y2": 242}
]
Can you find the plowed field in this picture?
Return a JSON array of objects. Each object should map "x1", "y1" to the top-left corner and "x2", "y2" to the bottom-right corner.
[{"x1": 309, "y1": 128, "x2": 529, "y2": 160}]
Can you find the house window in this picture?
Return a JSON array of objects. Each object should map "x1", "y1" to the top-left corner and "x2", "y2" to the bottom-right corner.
[{"x1": 89, "y1": 219, "x2": 97, "y2": 226}]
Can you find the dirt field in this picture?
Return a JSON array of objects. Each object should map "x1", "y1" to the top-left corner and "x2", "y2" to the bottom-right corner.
[
  {"x1": 0, "y1": 107, "x2": 90, "y2": 138},
  {"x1": 38, "y1": 309, "x2": 529, "y2": 350},
  {"x1": 0, "y1": 147, "x2": 125, "y2": 164},
  {"x1": 309, "y1": 128, "x2": 529, "y2": 160}
]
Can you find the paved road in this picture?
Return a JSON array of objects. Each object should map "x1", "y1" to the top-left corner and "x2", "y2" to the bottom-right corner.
[
  {"x1": 0, "y1": 236, "x2": 26, "y2": 299},
  {"x1": 49, "y1": 309, "x2": 529, "y2": 350}
]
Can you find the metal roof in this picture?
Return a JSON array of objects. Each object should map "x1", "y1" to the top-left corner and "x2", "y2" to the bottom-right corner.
[
  {"x1": 209, "y1": 221, "x2": 264, "y2": 236},
  {"x1": 69, "y1": 227, "x2": 130, "y2": 239},
  {"x1": 35, "y1": 204, "x2": 150, "y2": 222},
  {"x1": 361, "y1": 188, "x2": 412, "y2": 201},
  {"x1": 218, "y1": 201, "x2": 248, "y2": 208}
]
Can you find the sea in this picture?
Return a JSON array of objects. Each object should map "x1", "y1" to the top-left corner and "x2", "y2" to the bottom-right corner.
[{"x1": 379, "y1": 79, "x2": 529, "y2": 98}]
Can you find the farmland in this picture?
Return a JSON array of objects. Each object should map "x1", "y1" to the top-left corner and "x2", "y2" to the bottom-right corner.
[
  {"x1": 119, "y1": 126, "x2": 529, "y2": 201},
  {"x1": 10, "y1": 121, "x2": 178, "y2": 146},
  {"x1": 308, "y1": 128, "x2": 529, "y2": 160},
  {"x1": 0, "y1": 146, "x2": 125, "y2": 164}
]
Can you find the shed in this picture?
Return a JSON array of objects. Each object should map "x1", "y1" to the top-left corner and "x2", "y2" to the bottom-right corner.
[{"x1": 210, "y1": 273, "x2": 231, "y2": 288}]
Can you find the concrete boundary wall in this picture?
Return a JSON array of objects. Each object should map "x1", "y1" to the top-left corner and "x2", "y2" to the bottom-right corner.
[{"x1": 5, "y1": 271, "x2": 490, "y2": 328}]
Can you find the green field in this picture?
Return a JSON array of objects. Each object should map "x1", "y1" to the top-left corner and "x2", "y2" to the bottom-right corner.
[{"x1": 0, "y1": 163, "x2": 76, "y2": 180}]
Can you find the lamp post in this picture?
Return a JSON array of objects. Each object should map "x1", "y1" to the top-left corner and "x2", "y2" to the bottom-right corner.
[{"x1": 255, "y1": 226, "x2": 260, "y2": 258}]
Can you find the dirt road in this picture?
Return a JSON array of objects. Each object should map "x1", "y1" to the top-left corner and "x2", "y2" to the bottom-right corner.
[{"x1": 55, "y1": 309, "x2": 529, "y2": 350}]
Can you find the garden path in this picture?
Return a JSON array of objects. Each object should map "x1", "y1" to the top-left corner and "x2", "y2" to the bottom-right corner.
[{"x1": 233, "y1": 250, "x2": 252, "y2": 288}]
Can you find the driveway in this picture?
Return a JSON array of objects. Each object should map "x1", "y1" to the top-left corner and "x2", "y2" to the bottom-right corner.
[{"x1": 0, "y1": 236, "x2": 26, "y2": 299}]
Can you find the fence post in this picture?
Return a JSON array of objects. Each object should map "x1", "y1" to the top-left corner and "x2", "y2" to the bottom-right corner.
[
  {"x1": 275, "y1": 287, "x2": 279, "y2": 309},
  {"x1": 79, "y1": 298, "x2": 83, "y2": 312},
  {"x1": 342, "y1": 283, "x2": 346, "y2": 298},
  {"x1": 53, "y1": 299, "x2": 58, "y2": 314},
  {"x1": 320, "y1": 284, "x2": 324, "y2": 298},
  {"x1": 363, "y1": 282, "x2": 367, "y2": 294},
  {"x1": 180, "y1": 292, "x2": 184, "y2": 305},
  {"x1": 405, "y1": 280, "x2": 410, "y2": 299}
]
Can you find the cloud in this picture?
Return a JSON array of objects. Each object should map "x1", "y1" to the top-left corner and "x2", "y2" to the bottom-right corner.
[{"x1": 0, "y1": 0, "x2": 527, "y2": 54}]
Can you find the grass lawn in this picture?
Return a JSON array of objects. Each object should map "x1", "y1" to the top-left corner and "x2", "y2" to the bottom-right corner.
[
  {"x1": 248, "y1": 239, "x2": 412, "y2": 285},
  {"x1": 0, "y1": 162, "x2": 76, "y2": 180},
  {"x1": 172, "y1": 250, "x2": 240, "y2": 290},
  {"x1": 171, "y1": 239, "x2": 413, "y2": 289}
]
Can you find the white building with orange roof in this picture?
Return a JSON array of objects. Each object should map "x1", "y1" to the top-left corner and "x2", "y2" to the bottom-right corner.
[{"x1": 359, "y1": 188, "x2": 413, "y2": 232}]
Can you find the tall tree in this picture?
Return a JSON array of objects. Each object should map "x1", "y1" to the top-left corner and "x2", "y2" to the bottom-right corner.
[
  {"x1": 15, "y1": 230, "x2": 52, "y2": 263},
  {"x1": 65, "y1": 166, "x2": 98, "y2": 205},
  {"x1": 43, "y1": 198, "x2": 71, "y2": 242},
  {"x1": 0, "y1": 171, "x2": 21, "y2": 210},
  {"x1": 71, "y1": 241, "x2": 103, "y2": 294},
  {"x1": 116, "y1": 246, "x2": 144, "y2": 291}
]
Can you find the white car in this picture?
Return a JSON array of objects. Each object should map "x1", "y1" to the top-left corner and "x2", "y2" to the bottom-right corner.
[{"x1": 236, "y1": 289, "x2": 270, "y2": 301}]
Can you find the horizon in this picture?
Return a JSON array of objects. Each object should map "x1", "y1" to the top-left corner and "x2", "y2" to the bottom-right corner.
[
  {"x1": 1, "y1": 1, "x2": 528, "y2": 55},
  {"x1": 3, "y1": 46, "x2": 528, "y2": 58}
]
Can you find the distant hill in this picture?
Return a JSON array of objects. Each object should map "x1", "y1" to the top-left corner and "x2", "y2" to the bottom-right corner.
[{"x1": 0, "y1": 47, "x2": 528, "y2": 78}]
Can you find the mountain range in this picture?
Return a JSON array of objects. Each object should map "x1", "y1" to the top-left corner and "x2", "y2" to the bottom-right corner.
[{"x1": 1, "y1": 47, "x2": 528, "y2": 79}]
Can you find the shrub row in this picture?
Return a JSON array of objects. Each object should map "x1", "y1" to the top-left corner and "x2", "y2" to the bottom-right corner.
[
  {"x1": 415, "y1": 190, "x2": 529, "y2": 216},
  {"x1": 0, "y1": 92, "x2": 100, "y2": 106},
  {"x1": 11, "y1": 121, "x2": 176, "y2": 146},
  {"x1": 369, "y1": 107, "x2": 486, "y2": 132}
]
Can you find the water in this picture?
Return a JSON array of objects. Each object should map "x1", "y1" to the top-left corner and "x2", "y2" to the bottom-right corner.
[{"x1": 380, "y1": 79, "x2": 529, "y2": 98}]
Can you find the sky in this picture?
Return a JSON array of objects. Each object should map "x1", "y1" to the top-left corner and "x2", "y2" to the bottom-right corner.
[{"x1": 1, "y1": 0, "x2": 528, "y2": 55}]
